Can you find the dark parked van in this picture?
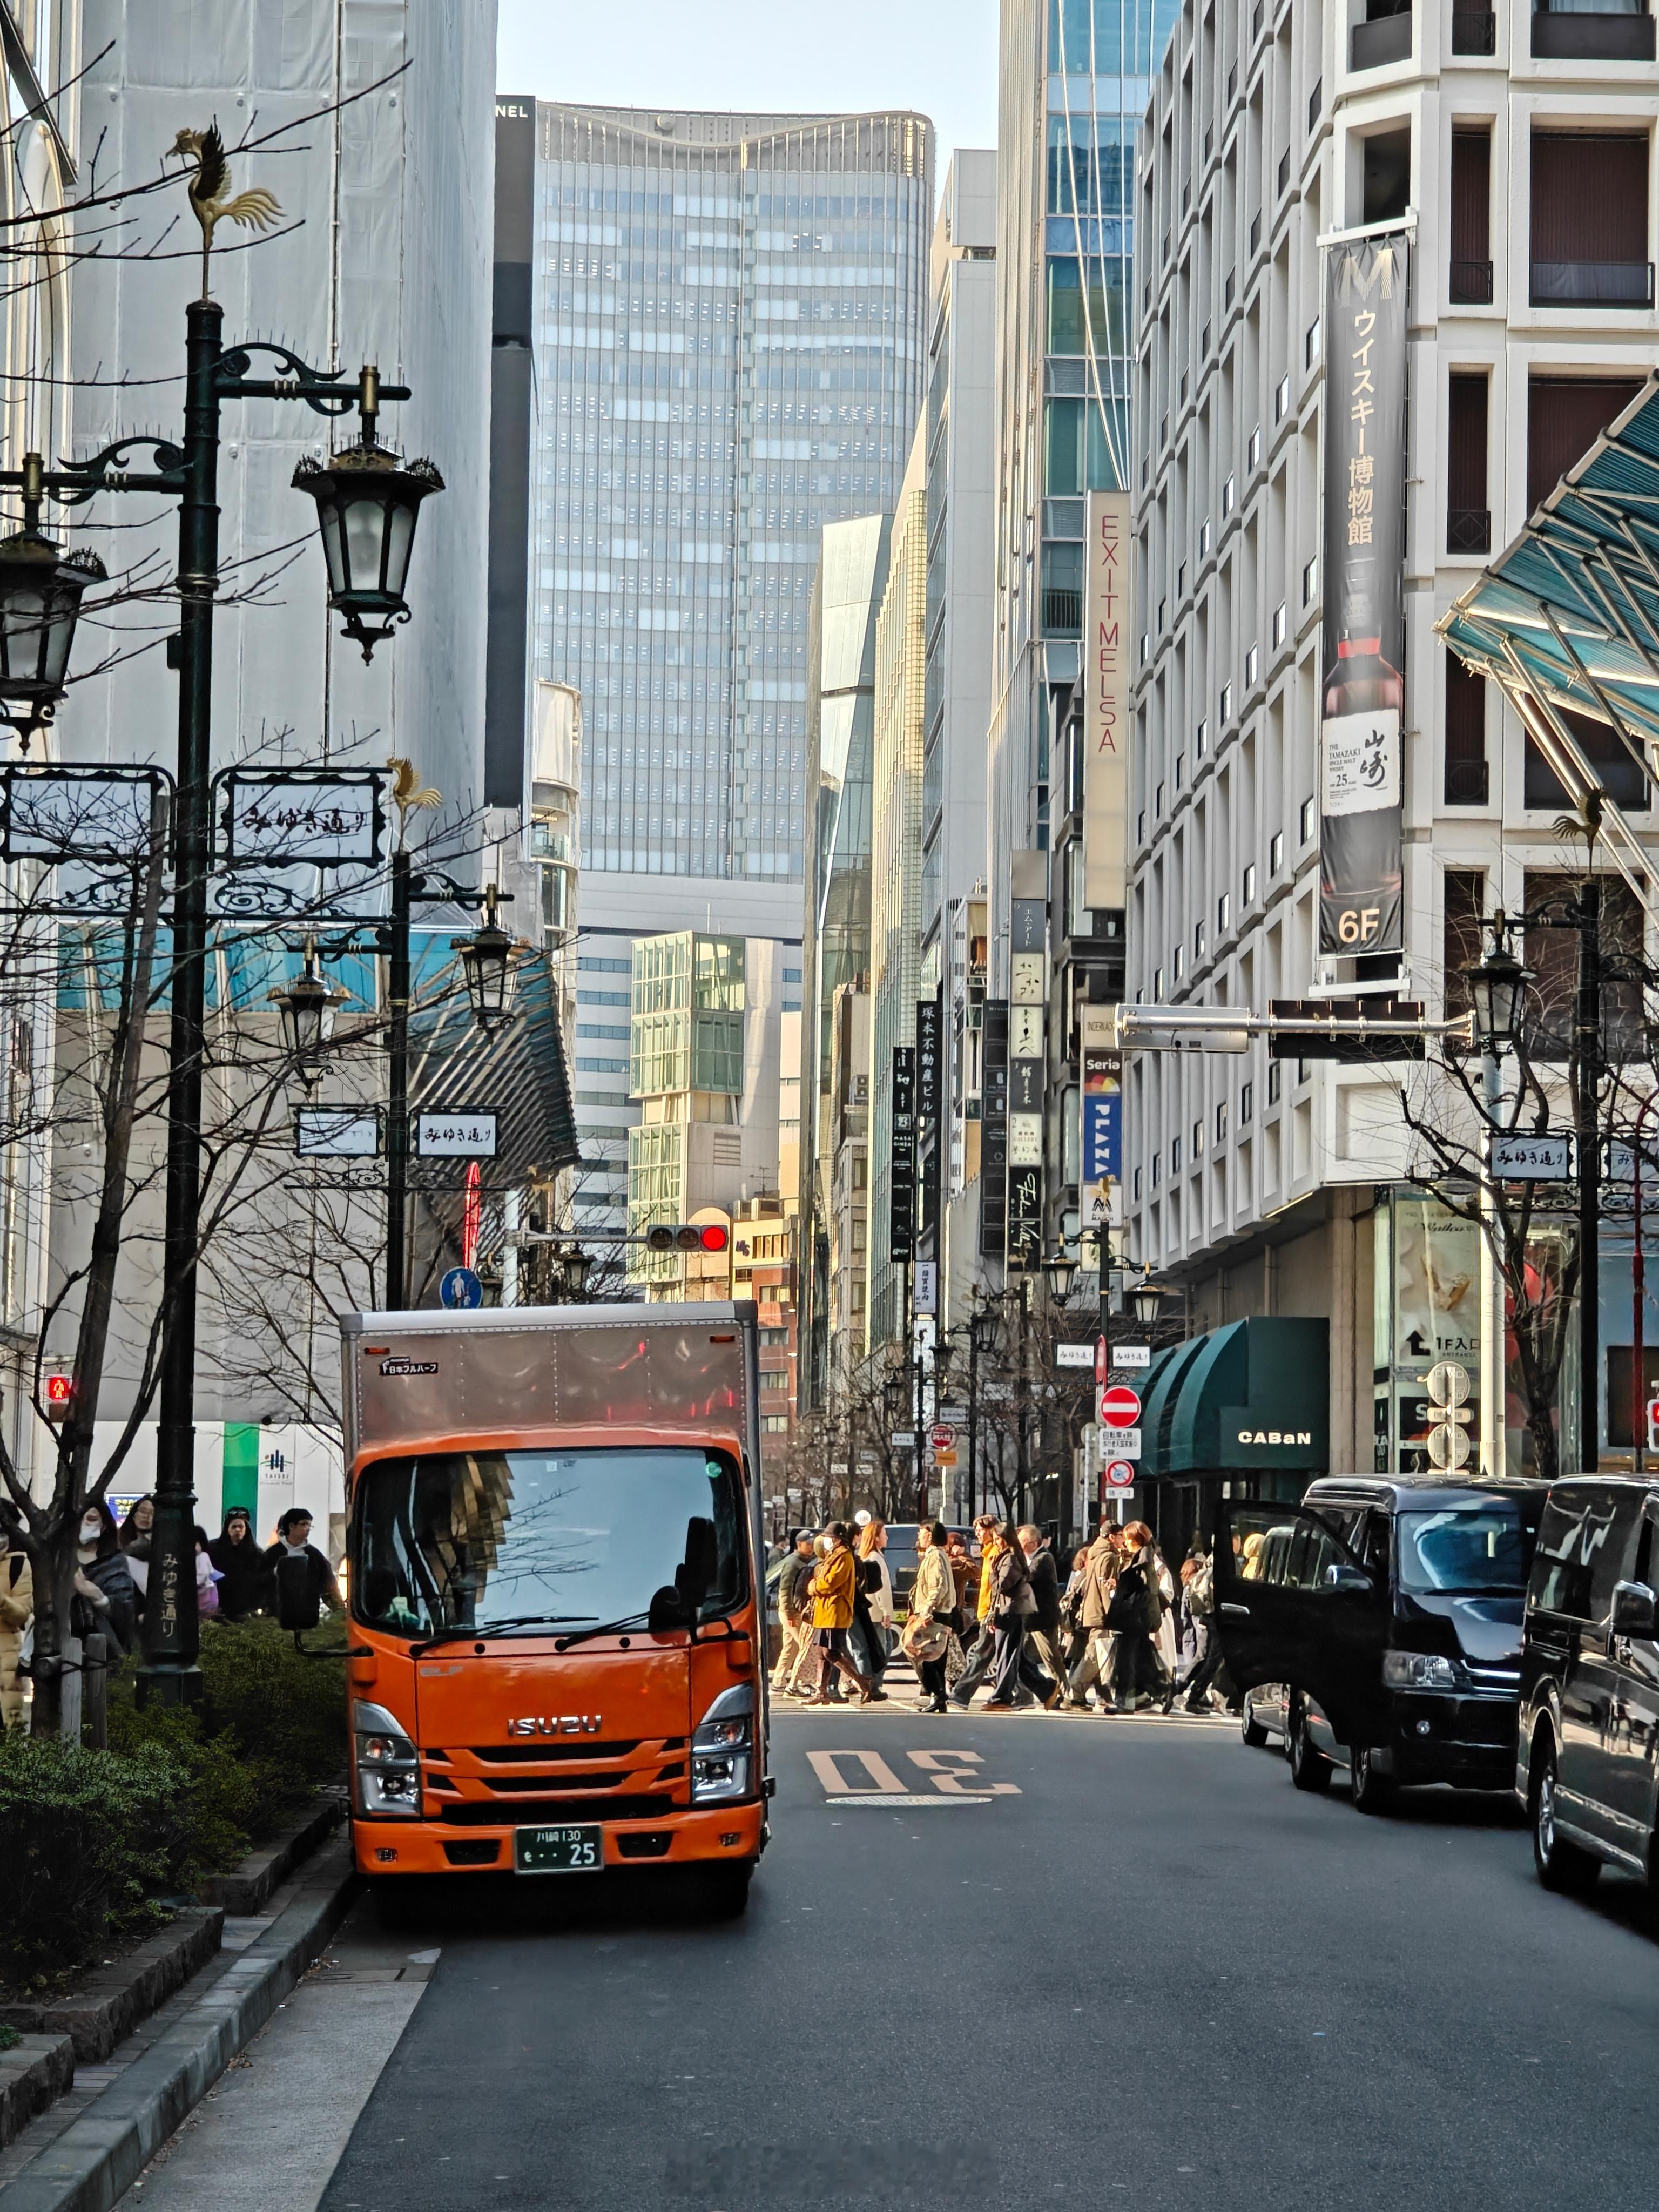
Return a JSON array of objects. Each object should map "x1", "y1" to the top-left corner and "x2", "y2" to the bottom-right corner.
[
  {"x1": 1518, "y1": 1478, "x2": 1659, "y2": 1896},
  {"x1": 1216, "y1": 1475, "x2": 1549, "y2": 1811}
]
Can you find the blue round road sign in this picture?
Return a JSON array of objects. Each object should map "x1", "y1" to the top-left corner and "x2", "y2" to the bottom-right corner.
[{"x1": 440, "y1": 1266, "x2": 483, "y2": 1310}]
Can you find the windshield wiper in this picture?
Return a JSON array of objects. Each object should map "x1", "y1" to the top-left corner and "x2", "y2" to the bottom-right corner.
[
  {"x1": 553, "y1": 1610, "x2": 657, "y2": 1653},
  {"x1": 408, "y1": 1615, "x2": 595, "y2": 1657}
]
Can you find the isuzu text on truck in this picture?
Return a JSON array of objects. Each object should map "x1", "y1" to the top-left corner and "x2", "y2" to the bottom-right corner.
[{"x1": 339, "y1": 1301, "x2": 772, "y2": 1913}]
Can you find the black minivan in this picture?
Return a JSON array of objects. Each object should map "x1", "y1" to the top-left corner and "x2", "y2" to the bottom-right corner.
[
  {"x1": 1215, "y1": 1475, "x2": 1549, "y2": 1811},
  {"x1": 1518, "y1": 1477, "x2": 1659, "y2": 1896}
]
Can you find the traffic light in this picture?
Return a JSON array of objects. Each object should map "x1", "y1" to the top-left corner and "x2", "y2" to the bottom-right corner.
[
  {"x1": 1267, "y1": 998, "x2": 1428, "y2": 1064},
  {"x1": 643, "y1": 1223, "x2": 730, "y2": 1253},
  {"x1": 44, "y1": 1373, "x2": 73, "y2": 1419}
]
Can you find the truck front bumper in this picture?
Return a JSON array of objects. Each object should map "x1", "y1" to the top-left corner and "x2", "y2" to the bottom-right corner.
[{"x1": 353, "y1": 1799, "x2": 767, "y2": 1875}]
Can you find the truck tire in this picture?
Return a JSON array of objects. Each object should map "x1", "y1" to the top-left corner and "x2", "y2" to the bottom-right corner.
[{"x1": 696, "y1": 1862, "x2": 755, "y2": 1920}]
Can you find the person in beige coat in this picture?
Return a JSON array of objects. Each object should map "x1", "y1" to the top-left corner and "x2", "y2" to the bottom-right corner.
[{"x1": 1, "y1": 1542, "x2": 33, "y2": 1730}]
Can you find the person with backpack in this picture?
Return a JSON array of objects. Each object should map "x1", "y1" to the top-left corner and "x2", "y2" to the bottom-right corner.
[{"x1": 263, "y1": 1508, "x2": 342, "y2": 1633}]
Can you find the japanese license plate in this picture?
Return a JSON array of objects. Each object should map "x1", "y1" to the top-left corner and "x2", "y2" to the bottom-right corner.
[{"x1": 514, "y1": 1823, "x2": 603, "y2": 1874}]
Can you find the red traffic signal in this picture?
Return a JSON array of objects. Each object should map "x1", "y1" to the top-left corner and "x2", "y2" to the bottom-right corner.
[
  {"x1": 644, "y1": 1223, "x2": 731, "y2": 1254},
  {"x1": 44, "y1": 1373, "x2": 73, "y2": 1418}
]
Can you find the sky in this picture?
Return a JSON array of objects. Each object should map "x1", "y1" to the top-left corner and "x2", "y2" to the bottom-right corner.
[{"x1": 495, "y1": 0, "x2": 1001, "y2": 183}]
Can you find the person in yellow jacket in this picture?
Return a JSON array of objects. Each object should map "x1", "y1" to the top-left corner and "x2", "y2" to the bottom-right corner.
[
  {"x1": 1, "y1": 1543, "x2": 32, "y2": 1730},
  {"x1": 950, "y1": 1515, "x2": 1009, "y2": 1708},
  {"x1": 805, "y1": 1522, "x2": 875, "y2": 1707}
]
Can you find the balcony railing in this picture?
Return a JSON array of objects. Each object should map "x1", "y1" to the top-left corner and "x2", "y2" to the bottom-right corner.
[
  {"x1": 1452, "y1": 6, "x2": 1496, "y2": 51},
  {"x1": 1447, "y1": 507, "x2": 1492, "y2": 555},
  {"x1": 1530, "y1": 260, "x2": 1656, "y2": 308},
  {"x1": 1042, "y1": 588, "x2": 1081, "y2": 636},
  {"x1": 1532, "y1": 10, "x2": 1656, "y2": 62},
  {"x1": 1450, "y1": 257, "x2": 1494, "y2": 304},
  {"x1": 1352, "y1": 9, "x2": 1412, "y2": 69}
]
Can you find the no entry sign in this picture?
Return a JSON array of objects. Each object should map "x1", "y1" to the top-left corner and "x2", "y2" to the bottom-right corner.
[
  {"x1": 1098, "y1": 1382, "x2": 1142, "y2": 1429},
  {"x1": 1103, "y1": 1459, "x2": 1136, "y2": 1488}
]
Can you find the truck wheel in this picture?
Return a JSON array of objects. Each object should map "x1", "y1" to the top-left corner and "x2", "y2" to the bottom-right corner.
[
  {"x1": 1350, "y1": 1743, "x2": 1392, "y2": 1815},
  {"x1": 696, "y1": 1862, "x2": 754, "y2": 1920},
  {"x1": 369, "y1": 1875, "x2": 431, "y2": 1931},
  {"x1": 1531, "y1": 1736, "x2": 1600, "y2": 1895},
  {"x1": 1289, "y1": 1696, "x2": 1333, "y2": 1793}
]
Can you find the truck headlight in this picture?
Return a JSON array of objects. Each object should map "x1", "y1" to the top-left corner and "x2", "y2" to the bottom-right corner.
[
  {"x1": 353, "y1": 1698, "x2": 420, "y2": 1818},
  {"x1": 1382, "y1": 1650, "x2": 1458, "y2": 1691},
  {"x1": 691, "y1": 1683, "x2": 753, "y2": 1804}
]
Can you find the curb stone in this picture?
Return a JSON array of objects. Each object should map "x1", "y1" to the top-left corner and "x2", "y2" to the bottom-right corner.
[
  {"x1": 197, "y1": 1795, "x2": 343, "y2": 1914},
  {"x1": 0, "y1": 2041, "x2": 75, "y2": 2154},
  {"x1": 0, "y1": 1836, "x2": 358, "y2": 2212},
  {"x1": 0, "y1": 1916, "x2": 224, "y2": 2068}
]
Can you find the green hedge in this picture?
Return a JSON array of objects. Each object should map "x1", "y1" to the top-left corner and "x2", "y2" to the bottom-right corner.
[
  {"x1": 2, "y1": 1618, "x2": 350, "y2": 1985},
  {"x1": 0, "y1": 1734, "x2": 186, "y2": 1982}
]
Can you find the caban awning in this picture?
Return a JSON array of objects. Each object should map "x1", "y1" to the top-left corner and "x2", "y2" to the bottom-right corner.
[
  {"x1": 1135, "y1": 1316, "x2": 1329, "y2": 1475},
  {"x1": 1438, "y1": 373, "x2": 1659, "y2": 921}
]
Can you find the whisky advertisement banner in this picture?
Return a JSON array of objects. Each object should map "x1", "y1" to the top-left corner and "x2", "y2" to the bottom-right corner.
[
  {"x1": 1083, "y1": 490, "x2": 1131, "y2": 914},
  {"x1": 1319, "y1": 232, "x2": 1408, "y2": 959}
]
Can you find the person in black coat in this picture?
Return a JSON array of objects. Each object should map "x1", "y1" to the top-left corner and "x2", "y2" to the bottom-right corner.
[
  {"x1": 1016, "y1": 1525, "x2": 1068, "y2": 1709},
  {"x1": 263, "y1": 1509, "x2": 342, "y2": 1631},
  {"x1": 74, "y1": 1500, "x2": 137, "y2": 1656},
  {"x1": 208, "y1": 1507, "x2": 274, "y2": 1621}
]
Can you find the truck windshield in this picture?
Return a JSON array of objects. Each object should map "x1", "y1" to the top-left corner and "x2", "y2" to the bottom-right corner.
[
  {"x1": 350, "y1": 1446, "x2": 747, "y2": 1639},
  {"x1": 1397, "y1": 1507, "x2": 1534, "y2": 1597}
]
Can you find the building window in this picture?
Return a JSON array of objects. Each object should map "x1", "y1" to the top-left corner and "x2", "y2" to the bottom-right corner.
[
  {"x1": 1216, "y1": 1100, "x2": 1229, "y2": 1142},
  {"x1": 1239, "y1": 1080, "x2": 1253, "y2": 1123},
  {"x1": 1527, "y1": 374, "x2": 1643, "y2": 514},
  {"x1": 1532, "y1": 2, "x2": 1656, "y2": 62},
  {"x1": 1196, "y1": 717, "x2": 1208, "y2": 757},
  {"x1": 1199, "y1": 517, "x2": 1212, "y2": 558},
  {"x1": 1247, "y1": 424, "x2": 1262, "y2": 469},
  {"x1": 1041, "y1": 539, "x2": 1083, "y2": 635},
  {"x1": 1217, "y1": 889, "x2": 1231, "y2": 931},
  {"x1": 1447, "y1": 372, "x2": 1491, "y2": 554},
  {"x1": 1171, "y1": 1136, "x2": 1182, "y2": 1172},
  {"x1": 1151, "y1": 1151, "x2": 1162, "y2": 1186},
  {"x1": 1530, "y1": 132, "x2": 1653, "y2": 309},
  {"x1": 1173, "y1": 943, "x2": 1185, "y2": 980},
  {"x1": 1222, "y1": 472, "x2": 1236, "y2": 517},
  {"x1": 1443, "y1": 867, "x2": 1486, "y2": 1020},
  {"x1": 1525, "y1": 703, "x2": 1648, "y2": 812},
  {"x1": 1219, "y1": 681, "x2": 1233, "y2": 723},
  {"x1": 1445, "y1": 653, "x2": 1489, "y2": 804},
  {"x1": 1272, "y1": 601, "x2": 1287, "y2": 648},
  {"x1": 1267, "y1": 1061, "x2": 1283, "y2": 1104},
  {"x1": 1450, "y1": 128, "x2": 1493, "y2": 304},
  {"x1": 1299, "y1": 798, "x2": 1314, "y2": 844},
  {"x1": 1154, "y1": 966, "x2": 1165, "y2": 997},
  {"x1": 1244, "y1": 643, "x2": 1259, "y2": 688},
  {"x1": 1301, "y1": 554, "x2": 1318, "y2": 604},
  {"x1": 1134, "y1": 1166, "x2": 1144, "y2": 1199},
  {"x1": 1155, "y1": 781, "x2": 1165, "y2": 815},
  {"x1": 1269, "y1": 830, "x2": 1284, "y2": 873},
  {"x1": 1274, "y1": 374, "x2": 1290, "y2": 422},
  {"x1": 1194, "y1": 919, "x2": 1206, "y2": 960},
  {"x1": 1364, "y1": 126, "x2": 1412, "y2": 226},
  {"x1": 1192, "y1": 1118, "x2": 1204, "y2": 1161},
  {"x1": 1305, "y1": 316, "x2": 1321, "y2": 366},
  {"x1": 1242, "y1": 861, "x2": 1257, "y2": 903}
]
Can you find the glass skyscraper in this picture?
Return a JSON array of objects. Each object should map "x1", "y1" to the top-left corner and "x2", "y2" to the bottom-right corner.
[{"x1": 531, "y1": 104, "x2": 932, "y2": 892}]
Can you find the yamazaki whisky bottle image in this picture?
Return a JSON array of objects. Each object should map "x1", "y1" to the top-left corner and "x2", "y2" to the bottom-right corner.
[{"x1": 1319, "y1": 574, "x2": 1403, "y2": 953}]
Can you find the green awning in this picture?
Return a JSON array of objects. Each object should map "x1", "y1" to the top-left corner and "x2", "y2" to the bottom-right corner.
[{"x1": 1138, "y1": 1316, "x2": 1329, "y2": 1475}]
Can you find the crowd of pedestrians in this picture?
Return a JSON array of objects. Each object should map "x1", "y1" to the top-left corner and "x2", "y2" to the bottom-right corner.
[
  {"x1": 0, "y1": 1496, "x2": 343, "y2": 1725},
  {"x1": 770, "y1": 1512, "x2": 1230, "y2": 1717}
]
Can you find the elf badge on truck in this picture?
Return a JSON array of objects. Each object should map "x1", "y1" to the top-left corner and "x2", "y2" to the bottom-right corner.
[{"x1": 339, "y1": 1301, "x2": 772, "y2": 1913}]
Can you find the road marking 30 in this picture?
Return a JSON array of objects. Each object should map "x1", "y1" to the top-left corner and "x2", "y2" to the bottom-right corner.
[{"x1": 806, "y1": 1749, "x2": 1020, "y2": 1800}]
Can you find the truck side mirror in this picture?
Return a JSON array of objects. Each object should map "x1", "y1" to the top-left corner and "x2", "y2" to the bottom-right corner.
[
  {"x1": 1611, "y1": 1580, "x2": 1657, "y2": 1639},
  {"x1": 676, "y1": 1515, "x2": 718, "y2": 1614}
]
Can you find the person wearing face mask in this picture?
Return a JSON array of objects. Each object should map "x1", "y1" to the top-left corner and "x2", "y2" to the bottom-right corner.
[
  {"x1": 118, "y1": 1493, "x2": 156, "y2": 1611},
  {"x1": 75, "y1": 1501, "x2": 137, "y2": 1655}
]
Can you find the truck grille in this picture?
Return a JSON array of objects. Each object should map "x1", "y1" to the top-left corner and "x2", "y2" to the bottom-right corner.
[
  {"x1": 437, "y1": 1794, "x2": 676, "y2": 1825},
  {"x1": 469, "y1": 1740, "x2": 667, "y2": 1763},
  {"x1": 482, "y1": 1764, "x2": 684, "y2": 1792}
]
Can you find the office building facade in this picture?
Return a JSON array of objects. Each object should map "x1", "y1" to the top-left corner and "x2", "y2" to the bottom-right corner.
[
  {"x1": 1127, "y1": 0, "x2": 1659, "y2": 1534},
  {"x1": 517, "y1": 99, "x2": 932, "y2": 1238}
]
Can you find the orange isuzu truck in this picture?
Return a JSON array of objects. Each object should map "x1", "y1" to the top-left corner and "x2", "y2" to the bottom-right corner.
[{"x1": 339, "y1": 1300, "x2": 772, "y2": 1913}]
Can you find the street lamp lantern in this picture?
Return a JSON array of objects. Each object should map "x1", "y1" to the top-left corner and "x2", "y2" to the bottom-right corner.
[
  {"x1": 291, "y1": 367, "x2": 443, "y2": 664},
  {"x1": 1044, "y1": 1251, "x2": 1079, "y2": 1300},
  {"x1": 1465, "y1": 935, "x2": 1530, "y2": 1057},
  {"x1": 267, "y1": 936, "x2": 349, "y2": 1085},
  {"x1": 1128, "y1": 1277, "x2": 1166, "y2": 1328},
  {"x1": 557, "y1": 1243, "x2": 593, "y2": 1301},
  {"x1": 0, "y1": 455, "x2": 105, "y2": 747},
  {"x1": 453, "y1": 885, "x2": 520, "y2": 1033}
]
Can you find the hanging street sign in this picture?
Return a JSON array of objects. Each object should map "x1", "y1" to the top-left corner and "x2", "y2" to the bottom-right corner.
[
  {"x1": 295, "y1": 1105, "x2": 380, "y2": 1158},
  {"x1": 1099, "y1": 1383, "x2": 1142, "y2": 1429},
  {"x1": 215, "y1": 768, "x2": 386, "y2": 869},
  {"x1": 1056, "y1": 1342, "x2": 1095, "y2": 1368},
  {"x1": 1114, "y1": 1344, "x2": 1151, "y2": 1370},
  {"x1": 439, "y1": 1266, "x2": 483, "y2": 1310},
  {"x1": 0, "y1": 763, "x2": 171, "y2": 864},
  {"x1": 1489, "y1": 1132, "x2": 1573, "y2": 1182},
  {"x1": 889, "y1": 1430, "x2": 917, "y2": 1449},
  {"x1": 414, "y1": 1110, "x2": 499, "y2": 1159}
]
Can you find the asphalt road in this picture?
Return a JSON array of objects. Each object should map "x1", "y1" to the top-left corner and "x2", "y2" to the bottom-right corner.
[{"x1": 227, "y1": 1709, "x2": 1659, "y2": 2210}]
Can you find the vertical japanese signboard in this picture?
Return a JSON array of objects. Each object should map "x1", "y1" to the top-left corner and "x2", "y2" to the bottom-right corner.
[
  {"x1": 1007, "y1": 893, "x2": 1047, "y2": 1272},
  {"x1": 1078, "y1": 1004, "x2": 1122, "y2": 1237},
  {"x1": 1319, "y1": 233, "x2": 1408, "y2": 959},
  {"x1": 1083, "y1": 490, "x2": 1131, "y2": 913},
  {"x1": 889, "y1": 1044, "x2": 916, "y2": 1262},
  {"x1": 916, "y1": 997, "x2": 942, "y2": 1246},
  {"x1": 979, "y1": 1001, "x2": 1009, "y2": 1260}
]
